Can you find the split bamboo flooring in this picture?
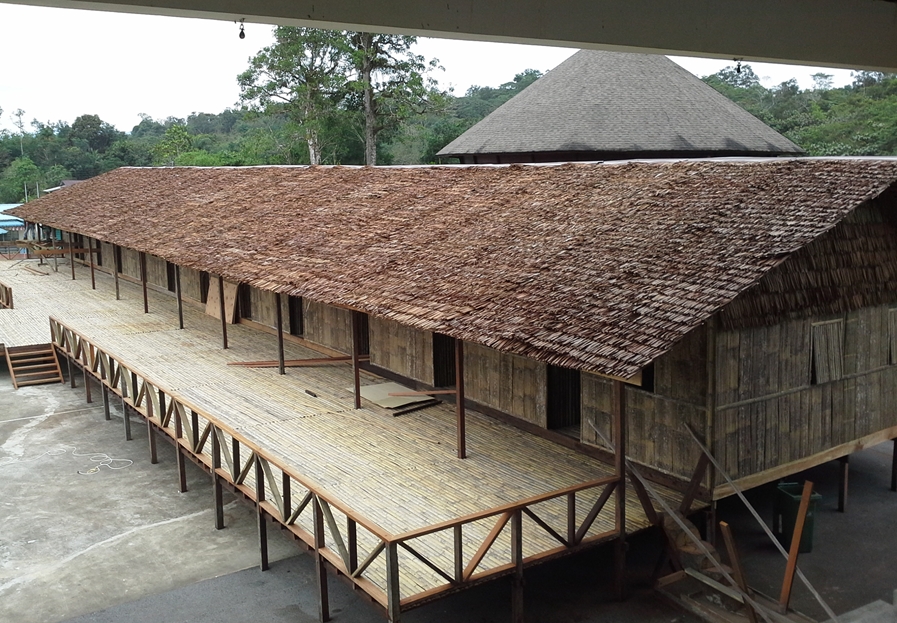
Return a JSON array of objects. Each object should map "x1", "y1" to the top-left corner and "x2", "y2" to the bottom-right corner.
[{"x1": 0, "y1": 258, "x2": 687, "y2": 605}]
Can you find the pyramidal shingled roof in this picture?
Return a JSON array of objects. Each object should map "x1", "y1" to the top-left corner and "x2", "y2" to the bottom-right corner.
[{"x1": 438, "y1": 50, "x2": 803, "y2": 160}]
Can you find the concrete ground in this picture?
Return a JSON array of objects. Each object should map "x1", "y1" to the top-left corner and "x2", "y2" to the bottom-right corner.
[{"x1": 6, "y1": 360, "x2": 897, "y2": 623}]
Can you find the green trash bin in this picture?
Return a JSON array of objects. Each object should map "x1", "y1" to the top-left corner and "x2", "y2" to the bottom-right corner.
[{"x1": 773, "y1": 482, "x2": 822, "y2": 553}]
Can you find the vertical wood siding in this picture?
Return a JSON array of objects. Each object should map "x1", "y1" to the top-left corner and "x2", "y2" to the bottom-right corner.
[
  {"x1": 369, "y1": 316, "x2": 435, "y2": 385},
  {"x1": 463, "y1": 342, "x2": 547, "y2": 426},
  {"x1": 304, "y1": 300, "x2": 353, "y2": 354}
]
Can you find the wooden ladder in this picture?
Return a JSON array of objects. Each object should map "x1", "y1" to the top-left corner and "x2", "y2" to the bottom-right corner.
[{"x1": 4, "y1": 344, "x2": 65, "y2": 389}]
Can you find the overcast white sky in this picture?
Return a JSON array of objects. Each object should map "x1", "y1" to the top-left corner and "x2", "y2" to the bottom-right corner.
[{"x1": 0, "y1": 3, "x2": 858, "y2": 134}]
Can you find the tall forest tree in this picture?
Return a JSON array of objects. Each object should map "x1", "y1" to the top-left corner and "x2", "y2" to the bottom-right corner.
[{"x1": 238, "y1": 27, "x2": 349, "y2": 165}]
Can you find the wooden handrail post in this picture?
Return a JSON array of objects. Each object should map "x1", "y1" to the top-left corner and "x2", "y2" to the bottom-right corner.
[
  {"x1": 779, "y1": 480, "x2": 814, "y2": 610},
  {"x1": 255, "y1": 457, "x2": 269, "y2": 571},
  {"x1": 456, "y1": 339, "x2": 466, "y2": 459},
  {"x1": 314, "y1": 497, "x2": 332, "y2": 622},
  {"x1": 211, "y1": 424, "x2": 223, "y2": 526},
  {"x1": 613, "y1": 379, "x2": 627, "y2": 599},
  {"x1": 511, "y1": 509, "x2": 524, "y2": 623},
  {"x1": 385, "y1": 541, "x2": 400, "y2": 622}
]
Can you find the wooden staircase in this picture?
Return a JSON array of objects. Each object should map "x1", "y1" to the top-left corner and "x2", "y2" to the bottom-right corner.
[{"x1": 4, "y1": 344, "x2": 64, "y2": 389}]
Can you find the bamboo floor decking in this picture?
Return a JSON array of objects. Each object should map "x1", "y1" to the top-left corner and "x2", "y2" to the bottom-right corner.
[{"x1": 0, "y1": 258, "x2": 687, "y2": 613}]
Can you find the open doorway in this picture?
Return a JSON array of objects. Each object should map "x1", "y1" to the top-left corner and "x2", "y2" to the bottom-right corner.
[{"x1": 547, "y1": 364, "x2": 581, "y2": 435}]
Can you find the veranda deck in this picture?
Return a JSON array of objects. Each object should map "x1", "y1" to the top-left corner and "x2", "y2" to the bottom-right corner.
[{"x1": 0, "y1": 258, "x2": 686, "y2": 618}]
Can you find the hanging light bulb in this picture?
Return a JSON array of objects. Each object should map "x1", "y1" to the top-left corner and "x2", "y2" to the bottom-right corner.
[{"x1": 239, "y1": 19, "x2": 246, "y2": 39}]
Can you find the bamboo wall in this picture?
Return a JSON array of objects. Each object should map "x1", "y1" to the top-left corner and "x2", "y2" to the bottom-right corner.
[
  {"x1": 120, "y1": 247, "x2": 140, "y2": 280},
  {"x1": 714, "y1": 304, "x2": 897, "y2": 480},
  {"x1": 581, "y1": 326, "x2": 708, "y2": 480},
  {"x1": 304, "y1": 300, "x2": 353, "y2": 354},
  {"x1": 146, "y1": 254, "x2": 168, "y2": 289},
  {"x1": 98, "y1": 241, "x2": 114, "y2": 271},
  {"x1": 180, "y1": 267, "x2": 204, "y2": 302},
  {"x1": 369, "y1": 316, "x2": 435, "y2": 385},
  {"x1": 463, "y1": 342, "x2": 547, "y2": 426}
]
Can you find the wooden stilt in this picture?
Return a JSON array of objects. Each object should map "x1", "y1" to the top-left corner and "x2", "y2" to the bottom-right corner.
[
  {"x1": 87, "y1": 237, "x2": 96, "y2": 289},
  {"x1": 351, "y1": 311, "x2": 361, "y2": 408},
  {"x1": 69, "y1": 354, "x2": 76, "y2": 388},
  {"x1": 52, "y1": 229, "x2": 58, "y2": 272},
  {"x1": 838, "y1": 455, "x2": 849, "y2": 513},
  {"x1": 218, "y1": 276, "x2": 228, "y2": 350},
  {"x1": 113, "y1": 245, "x2": 120, "y2": 300},
  {"x1": 175, "y1": 405, "x2": 188, "y2": 493},
  {"x1": 891, "y1": 439, "x2": 897, "y2": 492},
  {"x1": 283, "y1": 472, "x2": 292, "y2": 525},
  {"x1": 102, "y1": 384, "x2": 110, "y2": 420},
  {"x1": 314, "y1": 497, "x2": 331, "y2": 622},
  {"x1": 255, "y1": 458, "x2": 269, "y2": 571},
  {"x1": 779, "y1": 481, "x2": 814, "y2": 610},
  {"x1": 68, "y1": 232, "x2": 75, "y2": 280},
  {"x1": 82, "y1": 366, "x2": 91, "y2": 403},
  {"x1": 122, "y1": 397, "x2": 132, "y2": 441},
  {"x1": 511, "y1": 510, "x2": 524, "y2": 623},
  {"x1": 347, "y1": 517, "x2": 358, "y2": 575},
  {"x1": 720, "y1": 521, "x2": 758, "y2": 623},
  {"x1": 175, "y1": 265, "x2": 184, "y2": 329},
  {"x1": 613, "y1": 379, "x2": 627, "y2": 600},
  {"x1": 385, "y1": 541, "x2": 400, "y2": 623},
  {"x1": 211, "y1": 426, "x2": 224, "y2": 527},
  {"x1": 139, "y1": 251, "x2": 148, "y2": 313},
  {"x1": 456, "y1": 339, "x2": 466, "y2": 459},
  {"x1": 276, "y1": 293, "x2": 285, "y2": 375},
  {"x1": 147, "y1": 420, "x2": 158, "y2": 464}
]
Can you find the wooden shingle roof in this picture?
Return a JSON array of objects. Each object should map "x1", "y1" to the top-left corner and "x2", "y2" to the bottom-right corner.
[
  {"x1": 438, "y1": 50, "x2": 803, "y2": 160},
  {"x1": 11, "y1": 159, "x2": 897, "y2": 378}
]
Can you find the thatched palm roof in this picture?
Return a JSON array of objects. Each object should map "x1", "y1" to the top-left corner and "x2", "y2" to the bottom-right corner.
[
  {"x1": 438, "y1": 50, "x2": 803, "y2": 161},
  {"x1": 11, "y1": 159, "x2": 897, "y2": 378}
]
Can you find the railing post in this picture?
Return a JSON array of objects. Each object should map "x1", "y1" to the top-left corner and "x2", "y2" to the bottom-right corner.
[
  {"x1": 314, "y1": 496, "x2": 331, "y2": 622},
  {"x1": 347, "y1": 517, "x2": 358, "y2": 575},
  {"x1": 511, "y1": 509, "x2": 524, "y2": 623},
  {"x1": 211, "y1": 425, "x2": 224, "y2": 527},
  {"x1": 255, "y1": 457, "x2": 269, "y2": 571},
  {"x1": 454, "y1": 524, "x2": 463, "y2": 582},
  {"x1": 176, "y1": 404, "x2": 188, "y2": 494},
  {"x1": 567, "y1": 492, "x2": 576, "y2": 545},
  {"x1": 385, "y1": 541, "x2": 400, "y2": 623}
]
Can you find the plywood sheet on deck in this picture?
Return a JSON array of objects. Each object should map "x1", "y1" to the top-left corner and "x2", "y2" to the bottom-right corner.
[{"x1": 355, "y1": 381, "x2": 434, "y2": 408}]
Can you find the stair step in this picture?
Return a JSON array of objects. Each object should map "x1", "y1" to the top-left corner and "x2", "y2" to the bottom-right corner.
[
  {"x1": 13, "y1": 363, "x2": 59, "y2": 372},
  {"x1": 8, "y1": 355, "x2": 55, "y2": 364},
  {"x1": 5, "y1": 343, "x2": 64, "y2": 389}
]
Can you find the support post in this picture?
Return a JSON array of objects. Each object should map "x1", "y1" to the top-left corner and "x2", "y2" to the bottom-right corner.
[
  {"x1": 454, "y1": 524, "x2": 463, "y2": 582},
  {"x1": 351, "y1": 310, "x2": 361, "y2": 408},
  {"x1": 102, "y1": 384, "x2": 110, "y2": 421},
  {"x1": 113, "y1": 244, "x2": 120, "y2": 300},
  {"x1": 314, "y1": 497, "x2": 331, "y2": 622},
  {"x1": 567, "y1": 492, "x2": 576, "y2": 545},
  {"x1": 122, "y1": 397, "x2": 132, "y2": 441},
  {"x1": 347, "y1": 517, "x2": 358, "y2": 575},
  {"x1": 175, "y1": 265, "x2": 184, "y2": 330},
  {"x1": 211, "y1": 425, "x2": 224, "y2": 527},
  {"x1": 511, "y1": 510, "x2": 524, "y2": 623},
  {"x1": 69, "y1": 354, "x2": 76, "y2": 388},
  {"x1": 147, "y1": 420, "x2": 158, "y2": 464},
  {"x1": 139, "y1": 251, "x2": 148, "y2": 314},
  {"x1": 82, "y1": 366, "x2": 92, "y2": 403},
  {"x1": 385, "y1": 541, "x2": 400, "y2": 623},
  {"x1": 255, "y1": 457, "x2": 269, "y2": 571},
  {"x1": 276, "y1": 292, "x2": 285, "y2": 375},
  {"x1": 68, "y1": 232, "x2": 75, "y2": 280},
  {"x1": 613, "y1": 379, "x2": 626, "y2": 600},
  {"x1": 218, "y1": 276, "x2": 228, "y2": 350},
  {"x1": 838, "y1": 455, "x2": 849, "y2": 513},
  {"x1": 720, "y1": 521, "x2": 758, "y2": 623},
  {"x1": 88, "y1": 236, "x2": 96, "y2": 289},
  {"x1": 891, "y1": 439, "x2": 897, "y2": 492},
  {"x1": 174, "y1": 404, "x2": 188, "y2": 493},
  {"x1": 455, "y1": 339, "x2": 466, "y2": 459},
  {"x1": 52, "y1": 229, "x2": 58, "y2": 272},
  {"x1": 779, "y1": 480, "x2": 814, "y2": 610}
]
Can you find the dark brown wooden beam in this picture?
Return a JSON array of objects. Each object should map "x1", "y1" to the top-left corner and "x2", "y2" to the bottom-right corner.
[
  {"x1": 175, "y1": 264, "x2": 184, "y2": 330},
  {"x1": 211, "y1": 425, "x2": 224, "y2": 527},
  {"x1": 838, "y1": 455, "x2": 849, "y2": 513},
  {"x1": 275, "y1": 292, "x2": 285, "y2": 375},
  {"x1": 139, "y1": 251, "x2": 148, "y2": 314},
  {"x1": 227, "y1": 356, "x2": 368, "y2": 367},
  {"x1": 255, "y1": 457, "x2": 269, "y2": 571},
  {"x1": 613, "y1": 379, "x2": 626, "y2": 600},
  {"x1": 456, "y1": 339, "x2": 466, "y2": 459},
  {"x1": 102, "y1": 384, "x2": 111, "y2": 421},
  {"x1": 351, "y1": 311, "x2": 362, "y2": 409},
  {"x1": 68, "y1": 233, "x2": 75, "y2": 280},
  {"x1": 779, "y1": 481, "x2": 814, "y2": 609},
  {"x1": 680, "y1": 453, "x2": 711, "y2": 515},
  {"x1": 511, "y1": 510, "x2": 524, "y2": 623},
  {"x1": 87, "y1": 237, "x2": 96, "y2": 289},
  {"x1": 891, "y1": 439, "x2": 896, "y2": 492},
  {"x1": 147, "y1": 420, "x2": 158, "y2": 464},
  {"x1": 314, "y1": 497, "x2": 331, "y2": 622},
  {"x1": 218, "y1": 276, "x2": 228, "y2": 350},
  {"x1": 113, "y1": 244, "x2": 120, "y2": 300},
  {"x1": 720, "y1": 521, "x2": 758, "y2": 623}
]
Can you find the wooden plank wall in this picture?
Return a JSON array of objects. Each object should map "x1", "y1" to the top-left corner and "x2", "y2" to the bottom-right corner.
[
  {"x1": 463, "y1": 342, "x2": 547, "y2": 427},
  {"x1": 180, "y1": 267, "x2": 204, "y2": 302},
  {"x1": 304, "y1": 300, "x2": 353, "y2": 354},
  {"x1": 248, "y1": 285, "x2": 278, "y2": 329},
  {"x1": 146, "y1": 254, "x2": 168, "y2": 289},
  {"x1": 714, "y1": 304, "x2": 897, "y2": 480},
  {"x1": 120, "y1": 247, "x2": 141, "y2": 280},
  {"x1": 581, "y1": 326, "x2": 708, "y2": 480},
  {"x1": 369, "y1": 316, "x2": 435, "y2": 385}
]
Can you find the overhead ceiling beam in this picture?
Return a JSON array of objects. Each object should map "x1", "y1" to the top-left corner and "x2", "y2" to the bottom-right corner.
[{"x1": 6, "y1": 0, "x2": 897, "y2": 71}]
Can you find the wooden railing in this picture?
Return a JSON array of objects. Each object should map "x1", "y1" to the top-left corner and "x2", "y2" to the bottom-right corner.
[
  {"x1": 49, "y1": 316, "x2": 624, "y2": 619},
  {"x1": 0, "y1": 280, "x2": 12, "y2": 309}
]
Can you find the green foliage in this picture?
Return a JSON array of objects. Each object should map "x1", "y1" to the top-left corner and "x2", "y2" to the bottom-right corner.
[{"x1": 153, "y1": 124, "x2": 193, "y2": 166}]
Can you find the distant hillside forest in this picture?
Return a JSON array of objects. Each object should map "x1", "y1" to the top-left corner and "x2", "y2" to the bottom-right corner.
[{"x1": 1, "y1": 51, "x2": 897, "y2": 203}]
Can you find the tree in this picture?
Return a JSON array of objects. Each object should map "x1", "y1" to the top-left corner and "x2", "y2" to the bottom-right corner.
[
  {"x1": 69, "y1": 114, "x2": 122, "y2": 152},
  {"x1": 153, "y1": 124, "x2": 193, "y2": 165},
  {"x1": 238, "y1": 27, "x2": 350, "y2": 165},
  {"x1": 347, "y1": 33, "x2": 438, "y2": 165},
  {"x1": 12, "y1": 108, "x2": 26, "y2": 156}
]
